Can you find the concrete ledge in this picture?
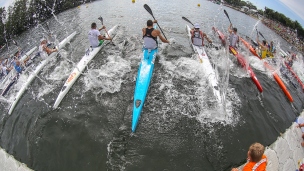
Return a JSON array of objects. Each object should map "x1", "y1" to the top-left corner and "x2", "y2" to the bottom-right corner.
[{"x1": 0, "y1": 148, "x2": 32, "y2": 171}]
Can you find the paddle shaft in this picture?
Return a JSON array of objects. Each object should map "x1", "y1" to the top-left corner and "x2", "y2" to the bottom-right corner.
[
  {"x1": 98, "y1": 17, "x2": 112, "y2": 42},
  {"x1": 224, "y1": 10, "x2": 233, "y2": 27},
  {"x1": 182, "y1": 17, "x2": 194, "y2": 26},
  {"x1": 144, "y1": 4, "x2": 167, "y2": 40}
]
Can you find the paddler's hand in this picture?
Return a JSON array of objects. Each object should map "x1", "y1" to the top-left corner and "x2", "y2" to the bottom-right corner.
[
  {"x1": 297, "y1": 123, "x2": 304, "y2": 128},
  {"x1": 153, "y1": 20, "x2": 157, "y2": 23},
  {"x1": 99, "y1": 26, "x2": 106, "y2": 31}
]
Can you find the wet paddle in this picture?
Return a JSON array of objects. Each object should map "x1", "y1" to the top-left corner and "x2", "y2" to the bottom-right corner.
[
  {"x1": 224, "y1": 9, "x2": 233, "y2": 27},
  {"x1": 182, "y1": 16, "x2": 218, "y2": 50},
  {"x1": 258, "y1": 31, "x2": 267, "y2": 41},
  {"x1": 144, "y1": 4, "x2": 167, "y2": 40},
  {"x1": 97, "y1": 16, "x2": 114, "y2": 45},
  {"x1": 182, "y1": 16, "x2": 194, "y2": 26}
]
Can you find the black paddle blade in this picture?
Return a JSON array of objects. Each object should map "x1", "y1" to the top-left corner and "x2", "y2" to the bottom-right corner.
[
  {"x1": 98, "y1": 16, "x2": 103, "y2": 25},
  {"x1": 182, "y1": 17, "x2": 194, "y2": 26},
  {"x1": 224, "y1": 9, "x2": 232, "y2": 25},
  {"x1": 144, "y1": 4, "x2": 155, "y2": 19},
  {"x1": 259, "y1": 31, "x2": 266, "y2": 40}
]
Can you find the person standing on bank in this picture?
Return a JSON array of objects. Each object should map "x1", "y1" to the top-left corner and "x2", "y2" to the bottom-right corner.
[
  {"x1": 231, "y1": 142, "x2": 267, "y2": 171},
  {"x1": 228, "y1": 24, "x2": 239, "y2": 48},
  {"x1": 190, "y1": 23, "x2": 212, "y2": 46},
  {"x1": 142, "y1": 20, "x2": 170, "y2": 49},
  {"x1": 88, "y1": 22, "x2": 112, "y2": 48}
]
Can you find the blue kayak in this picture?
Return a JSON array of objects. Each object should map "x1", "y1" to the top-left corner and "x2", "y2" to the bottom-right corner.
[{"x1": 132, "y1": 48, "x2": 158, "y2": 132}]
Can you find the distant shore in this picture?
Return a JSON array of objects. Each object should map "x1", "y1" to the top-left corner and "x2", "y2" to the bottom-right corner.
[{"x1": 223, "y1": 3, "x2": 304, "y2": 54}]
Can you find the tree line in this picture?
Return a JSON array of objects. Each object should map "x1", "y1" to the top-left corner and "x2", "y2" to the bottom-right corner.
[
  {"x1": 1, "y1": 0, "x2": 304, "y2": 47},
  {"x1": 0, "y1": 0, "x2": 96, "y2": 47},
  {"x1": 225, "y1": 0, "x2": 304, "y2": 39},
  {"x1": 264, "y1": 7, "x2": 304, "y2": 38}
]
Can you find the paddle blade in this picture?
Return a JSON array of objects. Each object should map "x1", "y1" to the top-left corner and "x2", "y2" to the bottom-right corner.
[
  {"x1": 144, "y1": 4, "x2": 154, "y2": 19},
  {"x1": 182, "y1": 17, "x2": 194, "y2": 26},
  {"x1": 98, "y1": 16, "x2": 103, "y2": 25},
  {"x1": 259, "y1": 31, "x2": 266, "y2": 40},
  {"x1": 224, "y1": 9, "x2": 232, "y2": 25}
]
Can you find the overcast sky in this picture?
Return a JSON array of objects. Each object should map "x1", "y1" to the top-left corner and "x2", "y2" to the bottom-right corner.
[
  {"x1": 0, "y1": 0, "x2": 14, "y2": 10},
  {"x1": 246, "y1": 0, "x2": 304, "y2": 27}
]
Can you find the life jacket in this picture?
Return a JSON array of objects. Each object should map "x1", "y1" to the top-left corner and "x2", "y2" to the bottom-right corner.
[
  {"x1": 192, "y1": 30, "x2": 204, "y2": 46},
  {"x1": 14, "y1": 64, "x2": 23, "y2": 74},
  {"x1": 260, "y1": 44, "x2": 268, "y2": 59},
  {"x1": 252, "y1": 157, "x2": 267, "y2": 171},
  {"x1": 143, "y1": 28, "x2": 158, "y2": 49},
  {"x1": 229, "y1": 33, "x2": 239, "y2": 48}
]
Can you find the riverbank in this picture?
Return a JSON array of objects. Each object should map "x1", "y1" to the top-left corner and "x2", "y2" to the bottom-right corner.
[{"x1": 223, "y1": 3, "x2": 304, "y2": 55}]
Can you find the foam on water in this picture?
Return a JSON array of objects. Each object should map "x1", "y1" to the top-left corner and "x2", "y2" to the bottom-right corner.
[
  {"x1": 82, "y1": 55, "x2": 131, "y2": 100},
  {"x1": 158, "y1": 52, "x2": 241, "y2": 125}
]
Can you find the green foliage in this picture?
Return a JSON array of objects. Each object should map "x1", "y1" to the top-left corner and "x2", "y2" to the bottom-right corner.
[
  {"x1": 0, "y1": 0, "x2": 96, "y2": 45},
  {"x1": 264, "y1": 7, "x2": 304, "y2": 38}
]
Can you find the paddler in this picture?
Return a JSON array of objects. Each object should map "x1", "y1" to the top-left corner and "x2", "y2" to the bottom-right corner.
[
  {"x1": 190, "y1": 23, "x2": 212, "y2": 46},
  {"x1": 39, "y1": 39, "x2": 58, "y2": 59},
  {"x1": 256, "y1": 35, "x2": 268, "y2": 59},
  {"x1": 267, "y1": 41, "x2": 276, "y2": 57},
  {"x1": 13, "y1": 60, "x2": 23, "y2": 74},
  {"x1": 142, "y1": 20, "x2": 170, "y2": 49},
  {"x1": 228, "y1": 24, "x2": 239, "y2": 48},
  {"x1": 0, "y1": 62, "x2": 13, "y2": 77},
  {"x1": 88, "y1": 22, "x2": 112, "y2": 48}
]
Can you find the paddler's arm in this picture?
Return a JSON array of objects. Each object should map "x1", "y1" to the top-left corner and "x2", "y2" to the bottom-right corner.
[
  {"x1": 43, "y1": 45, "x2": 57, "y2": 55},
  {"x1": 98, "y1": 27, "x2": 112, "y2": 41},
  {"x1": 98, "y1": 26, "x2": 105, "y2": 31},
  {"x1": 202, "y1": 32, "x2": 212, "y2": 44},
  {"x1": 153, "y1": 30, "x2": 169, "y2": 44},
  {"x1": 256, "y1": 35, "x2": 264, "y2": 49},
  {"x1": 228, "y1": 24, "x2": 233, "y2": 34},
  {"x1": 297, "y1": 123, "x2": 304, "y2": 128}
]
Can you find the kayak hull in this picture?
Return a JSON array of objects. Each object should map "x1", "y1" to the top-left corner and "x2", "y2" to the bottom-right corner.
[
  {"x1": 53, "y1": 25, "x2": 118, "y2": 109},
  {"x1": 132, "y1": 48, "x2": 157, "y2": 132},
  {"x1": 284, "y1": 62, "x2": 304, "y2": 92},
  {"x1": 229, "y1": 46, "x2": 263, "y2": 92},
  {"x1": 8, "y1": 31, "x2": 77, "y2": 115},
  {"x1": 239, "y1": 38, "x2": 293, "y2": 102},
  {"x1": 187, "y1": 25, "x2": 221, "y2": 102}
]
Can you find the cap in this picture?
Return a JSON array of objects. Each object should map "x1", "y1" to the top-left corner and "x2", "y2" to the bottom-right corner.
[{"x1": 194, "y1": 23, "x2": 200, "y2": 29}]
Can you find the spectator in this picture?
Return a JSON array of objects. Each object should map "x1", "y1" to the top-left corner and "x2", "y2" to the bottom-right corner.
[{"x1": 231, "y1": 142, "x2": 267, "y2": 171}]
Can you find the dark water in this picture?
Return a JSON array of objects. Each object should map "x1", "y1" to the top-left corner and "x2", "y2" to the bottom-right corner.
[{"x1": 0, "y1": 0, "x2": 304, "y2": 170}]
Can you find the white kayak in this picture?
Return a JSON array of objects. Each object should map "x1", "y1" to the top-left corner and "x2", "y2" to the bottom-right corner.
[
  {"x1": 53, "y1": 25, "x2": 118, "y2": 109},
  {"x1": 20, "y1": 46, "x2": 38, "y2": 62},
  {"x1": 186, "y1": 25, "x2": 221, "y2": 102},
  {"x1": 0, "y1": 46, "x2": 37, "y2": 89},
  {"x1": 8, "y1": 31, "x2": 77, "y2": 115}
]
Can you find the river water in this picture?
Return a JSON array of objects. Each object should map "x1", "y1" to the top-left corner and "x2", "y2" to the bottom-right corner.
[{"x1": 0, "y1": 0, "x2": 304, "y2": 170}]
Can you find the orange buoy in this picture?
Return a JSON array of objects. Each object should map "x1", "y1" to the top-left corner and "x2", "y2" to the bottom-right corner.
[
  {"x1": 132, "y1": 0, "x2": 135, "y2": 3},
  {"x1": 198, "y1": 4, "x2": 200, "y2": 7}
]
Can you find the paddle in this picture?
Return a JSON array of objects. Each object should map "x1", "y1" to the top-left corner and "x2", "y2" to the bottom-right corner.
[
  {"x1": 182, "y1": 16, "x2": 217, "y2": 50},
  {"x1": 143, "y1": 4, "x2": 167, "y2": 40},
  {"x1": 258, "y1": 31, "x2": 267, "y2": 41},
  {"x1": 182, "y1": 16, "x2": 194, "y2": 26},
  {"x1": 97, "y1": 16, "x2": 114, "y2": 45},
  {"x1": 224, "y1": 9, "x2": 233, "y2": 27}
]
